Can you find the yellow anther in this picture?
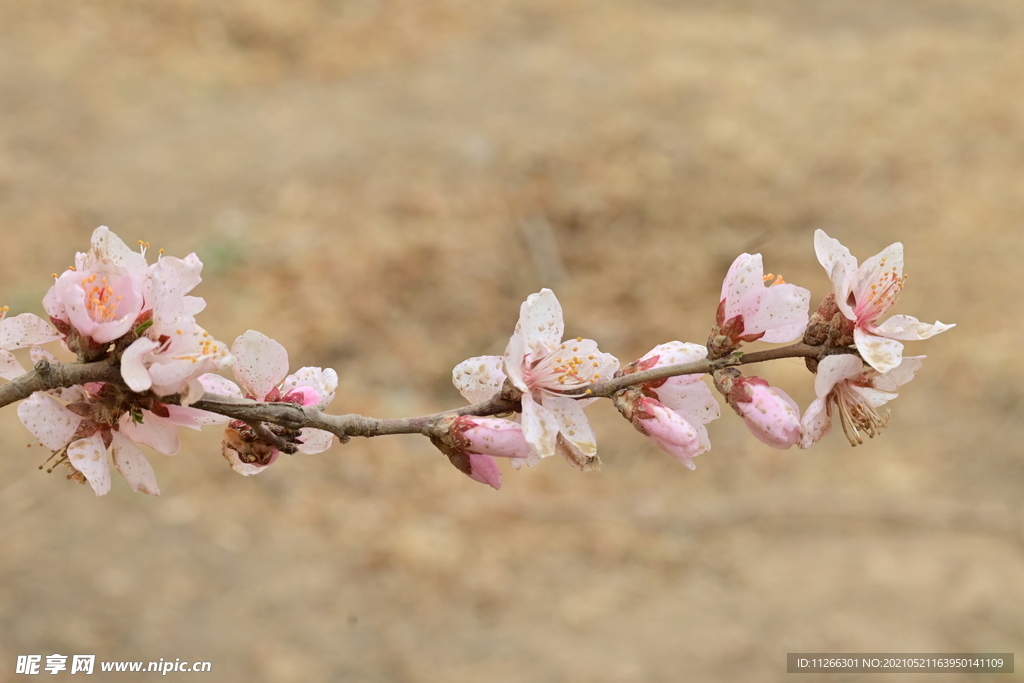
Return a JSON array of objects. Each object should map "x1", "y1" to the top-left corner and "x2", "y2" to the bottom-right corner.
[
  {"x1": 576, "y1": 337, "x2": 582, "y2": 342},
  {"x1": 594, "y1": 374, "x2": 601, "y2": 379}
]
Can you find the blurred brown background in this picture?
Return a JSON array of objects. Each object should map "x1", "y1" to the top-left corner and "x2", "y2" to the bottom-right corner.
[{"x1": 0, "y1": 1, "x2": 1019, "y2": 681}]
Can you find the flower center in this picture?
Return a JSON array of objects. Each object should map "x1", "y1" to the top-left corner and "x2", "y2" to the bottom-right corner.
[
  {"x1": 526, "y1": 338, "x2": 605, "y2": 392},
  {"x1": 833, "y1": 384, "x2": 888, "y2": 445},
  {"x1": 857, "y1": 260, "x2": 906, "y2": 320},
  {"x1": 82, "y1": 274, "x2": 123, "y2": 323}
]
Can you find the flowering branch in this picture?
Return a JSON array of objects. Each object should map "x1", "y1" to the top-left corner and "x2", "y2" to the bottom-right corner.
[{"x1": 0, "y1": 227, "x2": 953, "y2": 495}]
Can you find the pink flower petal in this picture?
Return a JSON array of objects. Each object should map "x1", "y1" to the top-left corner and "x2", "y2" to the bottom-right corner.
[
  {"x1": 637, "y1": 397, "x2": 703, "y2": 469},
  {"x1": 462, "y1": 417, "x2": 531, "y2": 459},
  {"x1": 465, "y1": 453, "x2": 502, "y2": 489},
  {"x1": 281, "y1": 367, "x2": 338, "y2": 407}
]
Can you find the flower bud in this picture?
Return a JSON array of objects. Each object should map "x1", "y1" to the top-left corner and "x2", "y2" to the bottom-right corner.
[{"x1": 714, "y1": 369, "x2": 801, "y2": 449}]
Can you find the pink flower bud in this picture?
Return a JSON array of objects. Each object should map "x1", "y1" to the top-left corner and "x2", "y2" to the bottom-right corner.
[
  {"x1": 458, "y1": 416, "x2": 531, "y2": 460},
  {"x1": 634, "y1": 396, "x2": 703, "y2": 470},
  {"x1": 465, "y1": 453, "x2": 502, "y2": 489},
  {"x1": 731, "y1": 379, "x2": 802, "y2": 449}
]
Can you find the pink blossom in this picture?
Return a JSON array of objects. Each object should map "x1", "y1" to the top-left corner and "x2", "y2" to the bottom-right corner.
[
  {"x1": 800, "y1": 353, "x2": 924, "y2": 448},
  {"x1": 43, "y1": 227, "x2": 149, "y2": 346},
  {"x1": 204, "y1": 330, "x2": 338, "y2": 476},
  {"x1": 814, "y1": 230, "x2": 953, "y2": 373},
  {"x1": 616, "y1": 342, "x2": 720, "y2": 468},
  {"x1": 16, "y1": 386, "x2": 212, "y2": 496},
  {"x1": 452, "y1": 289, "x2": 618, "y2": 468},
  {"x1": 717, "y1": 253, "x2": 810, "y2": 343}
]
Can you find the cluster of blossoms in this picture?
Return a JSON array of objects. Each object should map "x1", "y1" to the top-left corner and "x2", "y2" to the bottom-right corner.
[
  {"x1": 441, "y1": 230, "x2": 952, "y2": 488},
  {"x1": 4, "y1": 227, "x2": 337, "y2": 495},
  {"x1": 0, "y1": 227, "x2": 952, "y2": 495}
]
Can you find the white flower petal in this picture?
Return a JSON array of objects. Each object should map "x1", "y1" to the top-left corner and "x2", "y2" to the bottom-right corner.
[
  {"x1": 17, "y1": 392, "x2": 83, "y2": 449},
  {"x1": 67, "y1": 434, "x2": 112, "y2": 496},
  {"x1": 0, "y1": 350, "x2": 26, "y2": 380},
  {"x1": 872, "y1": 315, "x2": 955, "y2": 341},
  {"x1": 120, "y1": 337, "x2": 160, "y2": 391},
  {"x1": 814, "y1": 230, "x2": 859, "y2": 320},
  {"x1": 111, "y1": 431, "x2": 160, "y2": 495},
  {"x1": 520, "y1": 393, "x2": 560, "y2": 462},
  {"x1": 799, "y1": 396, "x2": 831, "y2": 449},
  {"x1": 854, "y1": 327, "x2": 905, "y2": 373},
  {"x1": 513, "y1": 289, "x2": 564, "y2": 356},
  {"x1": 814, "y1": 355, "x2": 863, "y2": 399},
  {"x1": 198, "y1": 373, "x2": 243, "y2": 398},
  {"x1": 295, "y1": 428, "x2": 335, "y2": 454},
  {"x1": 653, "y1": 378, "x2": 721, "y2": 425},
  {"x1": 231, "y1": 330, "x2": 289, "y2": 399},
  {"x1": 453, "y1": 355, "x2": 506, "y2": 403},
  {"x1": 119, "y1": 411, "x2": 181, "y2": 455},
  {"x1": 641, "y1": 341, "x2": 707, "y2": 367},
  {"x1": 871, "y1": 356, "x2": 924, "y2": 392},
  {"x1": 543, "y1": 395, "x2": 597, "y2": 456},
  {"x1": 0, "y1": 313, "x2": 61, "y2": 349}
]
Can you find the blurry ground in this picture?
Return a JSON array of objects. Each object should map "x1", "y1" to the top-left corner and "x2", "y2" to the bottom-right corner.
[{"x1": 0, "y1": 0, "x2": 1021, "y2": 681}]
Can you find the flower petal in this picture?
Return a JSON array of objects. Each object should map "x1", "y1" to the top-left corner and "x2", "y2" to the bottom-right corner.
[
  {"x1": 799, "y1": 396, "x2": 831, "y2": 449},
  {"x1": 854, "y1": 327, "x2": 906, "y2": 373},
  {"x1": 231, "y1": 330, "x2": 290, "y2": 399},
  {"x1": 637, "y1": 398, "x2": 703, "y2": 469},
  {"x1": 452, "y1": 355, "x2": 506, "y2": 404},
  {"x1": 281, "y1": 366, "x2": 338, "y2": 408},
  {"x1": 0, "y1": 313, "x2": 61, "y2": 349},
  {"x1": 0, "y1": 350, "x2": 26, "y2": 380},
  {"x1": 513, "y1": 289, "x2": 564, "y2": 356},
  {"x1": 814, "y1": 354, "x2": 864, "y2": 399},
  {"x1": 295, "y1": 428, "x2": 335, "y2": 454},
  {"x1": 465, "y1": 452, "x2": 502, "y2": 489},
  {"x1": 871, "y1": 355, "x2": 925, "y2": 392},
  {"x1": 67, "y1": 434, "x2": 112, "y2": 496},
  {"x1": 814, "y1": 230, "x2": 859, "y2": 320},
  {"x1": 520, "y1": 393, "x2": 560, "y2": 462},
  {"x1": 120, "y1": 337, "x2": 161, "y2": 392},
  {"x1": 871, "y1": 315, "x2": 955, "y2": 341},
  {"x1": 543, "y1": 394, "x2": 597, "y2": 456},
  {"x1": 462, "y1": 417, "x2": 531, "y2": 459},
  {"x1": 111, "y1": 431, "x2": 160, "y2": 495},
  {"x1": 118, "y1": 411, "x2": 181, "y2": 455},
  {"x1": 18, "y1": 392, "x2": 83, "y2": 449}
]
